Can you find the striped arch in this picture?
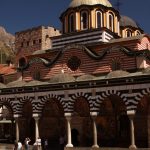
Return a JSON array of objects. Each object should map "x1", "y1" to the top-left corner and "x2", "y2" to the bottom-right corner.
[
  {"x1": 0, "y1": 97, "x2": 15, "y2": 115},
  {"x1": 133, "y1": 88, "x2": 150, "y2": 111},
  {"x1": 93, "y1": 89, "x2": 125, "y2": 111},
  {"x1": 68, "y1": 91, "x2": 93, "y2": 112},
  {"x1": 16, "y1": 96, "x2": 35, "y2": 115},
  {"x1": 35, "y1": 93, "x2": 66, "y2": 114}
]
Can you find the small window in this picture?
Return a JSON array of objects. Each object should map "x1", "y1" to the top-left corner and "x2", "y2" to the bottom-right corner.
[
  {"x1": 109, "y1": 13, "x2": 114, "y2": 31},
  {"x1": 21, "y1": 42, "x2": 24, "y2": 47},
  {"x1": 19, "y1": 57, "x2": 26, "y2": 68},
  {"x1": 27, "y1": 41, "x2": 29, "y2": 46},
  {"x1": 126, "y1": 29, "x2": 132, "y2": 37},
  {"x1": 69, "y1": 13, "x2": 74, "y2": 32},
  {"x1": 33, "y1": 71, "x2": 41, "y2": 80},
  {"x1": 112, "y1": 60, "x2": 121, "y2": 71},
  {"x1": 39, "y1": 39, "x2": 41, "y2": 43},
  {"x1": 81, "y1": 11, "x2": 88, "y2": 30},
  {"x1": 136, "y1": 31, "x2": 141, "y2": 36},
  {"x1": 33, "y1": 40, "x2": 36, "y2": 45},
  {"x1": 96, "y1": 11, "x2": 103, "y2": 28}
]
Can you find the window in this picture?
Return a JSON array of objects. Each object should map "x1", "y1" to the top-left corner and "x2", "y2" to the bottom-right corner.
[
  {"x1": 19, "y1": 57, "x2": 26, "y2": 68},
  {"x1": 81, "y1": 11, "x2": 88, "y2": 30},
  {"x1": 126, "y1": 29, "x2": 132, "y2": 37},
  {"x1": 109, "y1": 13, "x2": 114, "y2": 31},
  {"x1": 27, "y1": 41, "x2": 29, "y2": 46},
  {"x1": 39, "y1": 39, "x2": 41, "y2": 43},
  {"x1": 33, "y1": 40, "x2": 36, "y2": 45},
  {"x1": 33, "y1": 71, "x2": 41, "y2": 80},
  {"x1": 136, "y1": 31, "x2": 141, "y2": 36},
  {"x1": 96, "y1": 11, "x2": 103, "y2": 28},
  {"x1": 67, "y1": 56, "x2": 81, "y2": 71},
  {"x1": 69, "y1": 13, "x2": 74, "y2": 32},
  {"x1": 112, "y1": 59, "x2": 121, "y2": 71}
]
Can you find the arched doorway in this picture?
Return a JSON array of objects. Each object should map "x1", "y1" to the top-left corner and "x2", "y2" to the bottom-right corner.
[
  {"x1": 135, "y1": 95, "x2": 149, "y2": 148},
  {"x1": 40, "y1": 99, "x2": 65, "y2": 149},
  {"x1": 72, "y1": 97, "x2": 92, "y2": 147},
  {"x1": 20, "y1": 101, "x2": 34, "y2": 143},
  {"x1": 0, "y1": 104, "x2": 14, "y2": 143},
  {"x1": 97, "y1": 95, "x2": 129, "y2": 147}
]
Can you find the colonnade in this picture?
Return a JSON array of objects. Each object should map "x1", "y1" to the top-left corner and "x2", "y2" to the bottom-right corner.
[{"x1": 14, "y1": 110, "x2": 137, "y2": 149}]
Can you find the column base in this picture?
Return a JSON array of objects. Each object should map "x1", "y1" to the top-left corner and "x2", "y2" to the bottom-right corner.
[
  {"x1": 92, "y1": 144, "x2": 99, "y2": 148},
  {"x1": 66, "y1": 144, "x2": 73, "y2": 147},
  {"x1": 129, "y1": 145, "x2": 137, "y2": 150}
]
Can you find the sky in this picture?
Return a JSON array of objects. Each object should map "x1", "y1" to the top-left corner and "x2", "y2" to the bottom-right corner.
[{"x1": 0, "y1": 0, "x2": 150, "y2": 35}]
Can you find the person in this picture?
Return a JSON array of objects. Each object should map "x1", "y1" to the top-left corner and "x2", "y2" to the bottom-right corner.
[
  {"x1": 44, "y1": 139, "x2": 48, "y2": 150},
  {"x1": 14, "y1": 140, "x2": 18, "y2": 150},
  {"x1": 17, "y1": 140, "x2": 22, "y2": 150},
  {"x1": 36, "y1": 137, "x2": 41, "y2": 150},
  {"x1": 24, "y1": 137, "x2": 31, "y2": 150},
  {"x1": 59, "y1": 134, "x2": 65, "y2": 150}
]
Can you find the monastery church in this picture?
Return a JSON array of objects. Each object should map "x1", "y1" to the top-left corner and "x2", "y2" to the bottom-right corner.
[{"x1": 0, "y1": 0, "x2": 150, "y2": 149}]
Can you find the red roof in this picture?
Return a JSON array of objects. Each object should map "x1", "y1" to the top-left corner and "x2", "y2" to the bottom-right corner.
[{"x1": 0, "y1": 64, "x2": 16, "y2": 75}]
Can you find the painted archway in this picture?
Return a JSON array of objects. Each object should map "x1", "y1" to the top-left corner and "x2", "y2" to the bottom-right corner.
[
  {"x1": 135, "y1": 95, "x2": 150, "y2": 148},
  {"x1": 39, "y1": 98, "x2": 65, "y2": 149},
  {"x1": 72, "y1": 96, "x2": 92, "y2": 147},
  {"x1": 97, "y1": 94, "x2": 129, "y2": 147}
]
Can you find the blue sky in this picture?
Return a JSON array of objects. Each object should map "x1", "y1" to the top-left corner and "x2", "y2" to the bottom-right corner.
[{"x1": 0, "y1": 0, "x2": 150, "y2": 35}]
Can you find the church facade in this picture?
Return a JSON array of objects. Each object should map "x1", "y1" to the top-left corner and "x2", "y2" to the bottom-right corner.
[{"x1": 0, "y1": 0, "x2": 150, "y2": 149}]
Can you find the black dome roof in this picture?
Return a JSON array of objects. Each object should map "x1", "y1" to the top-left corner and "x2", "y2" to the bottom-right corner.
[{"x1": 120, "y1": 15, "x2": 139, "y2": 28}]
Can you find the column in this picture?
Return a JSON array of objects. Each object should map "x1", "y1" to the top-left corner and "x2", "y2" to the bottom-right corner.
[
  {"x1": 34, "y1": 117, "x2": 40, "y2": 141},
  {"x1": 91, "y1": 112, "x2": 99, "y2": 148},
  {"x1": 127, "y1": 110, "x2": 137, "y2": 150},
  {"x1": 65, "y1": 113, "x2": 73, "y2": 147},
  {"x1": 15, "y1": 118, "x2": 19, "y2": 142}
]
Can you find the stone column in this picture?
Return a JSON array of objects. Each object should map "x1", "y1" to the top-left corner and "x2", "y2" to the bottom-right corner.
[
  {"x1": 91, "y1": 112, "x2": 99, "y2": 148},
  {"x1": 65, "y1": 113, "x2": 73, "y2": 147},
  {"x1": 15, "y1": 118, "x2": 19, "y2": 142},
  {"x1": 34, "y1": 117, "x2": 40, "y2": 141},
  {"x1": 127, "y1": 110, "x2": 137, "y2": 150}
]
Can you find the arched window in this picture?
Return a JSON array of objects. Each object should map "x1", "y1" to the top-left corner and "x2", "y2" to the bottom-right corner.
[
  {"x1": 136, "y1": 30, "x2": 141, "y2": 36},
  {"x1": 69, "y1": 13, "x2": 74, "y2": 32},
  {"x1": 109, "y1": 13, "x2": 114, "y2": 31},
  {"x1": 19, "y1": 57, "x2": 26, "y2": 68},
  {"x1": 33, "y1": 70, "x2": 41, "y2": 80},
  {"x1": 96, "y1": 11, "x2": 103, "y2": 28},
  {"x1": 112, "y1": 59, "x2": 121, "y2": 71},
  {"x1": 126, "y1": 29, "x2": 132, "y2": 37},
  {"x1": 81, "y1": 11, "x2": 88, "y2": 30}
]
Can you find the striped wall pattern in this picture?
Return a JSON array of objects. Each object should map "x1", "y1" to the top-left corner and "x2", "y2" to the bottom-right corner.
[
  {"x1": 1, "y1": 84, "x2": 150, "y2": 117},
  {"x1": 52, "y1": 30, "x2": 113, "y2": 49}
]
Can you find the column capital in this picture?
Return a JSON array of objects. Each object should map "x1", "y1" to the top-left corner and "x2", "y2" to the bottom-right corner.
[
  {"x1": 33, "y1": 113, "x2": 41, "y2": 118},
  {"x1": 13, "y1": 114, "x2": 21, "y2": 119},
  {"x1": 127, "y1": 110, "x2": 136, "y2": 118},
  {"x1": 90, "y1": 112, "x2": 98, "y2": 117}
]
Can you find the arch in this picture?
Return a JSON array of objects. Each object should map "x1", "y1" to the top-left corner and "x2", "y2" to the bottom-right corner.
[
  {"x1": 80, "y1": 10, "x2": 89, "y2": 30},
  {"x1": 96, "y1": 10, "x2": 103, "y2": 28},
  {"x1": 136, "y1": 30, "x2": 141, "y2": 36},
  {"x1": 69, "y1": 91, "x2": 93, "y2": 112},
  {"x1": 108, "y1": 12, "x2": 114, "y2": 32},
  {"x1": 68, "y1": 13, "x2": 75, "y2": 32},
  {"x1": 126, "y1": 29, "x2": 132, "y2": 37},
  {"x1": 19, "y1": 100, "x2": 34, "y2": 142},
  {"x1": 0, "y1": 104, "x2": 14, "y2": 143},
  {"x1": 135, "y1": 95, "x2": 150, "y2": 148},
  {"x1": 72, "y1": 96, "x2": 92, "y2": 147},
  {"x1": 18, "y1": 57, "x2": 26, "y2": 68},
  {"x1": 97, "y1": 94, "x2": 129, "y2": 147},
  {"x1": 40, "y1": 98, "x2": 65, "y2": 149},
  {"x1": 111, "y1": 58, "x2": 121, "y2": 71}
]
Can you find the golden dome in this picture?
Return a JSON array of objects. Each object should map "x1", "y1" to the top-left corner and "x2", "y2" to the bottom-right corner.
[{"x1": 69, "y1": 0, "x2": 112, "y2": 8}]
